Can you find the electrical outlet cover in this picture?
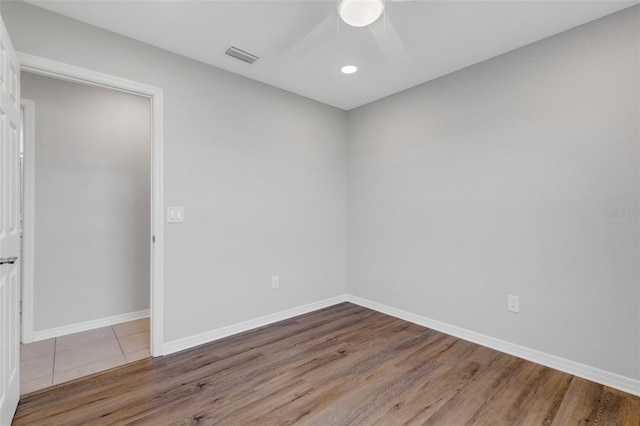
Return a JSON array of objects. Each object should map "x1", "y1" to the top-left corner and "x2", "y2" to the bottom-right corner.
[{"x1": 507, "y1": 295, "x2": 520, "y2": 313}]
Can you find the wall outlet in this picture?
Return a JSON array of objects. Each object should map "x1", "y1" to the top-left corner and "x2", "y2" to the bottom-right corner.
[
  {"x1": 507, "y1": 295, "x2": 520, "y2": 313},
  {"x1": 271, "y1": 275, "x2": 279, "y2": 289}
]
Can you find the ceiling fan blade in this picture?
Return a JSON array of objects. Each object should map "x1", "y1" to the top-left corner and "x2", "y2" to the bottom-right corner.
[
  {"x1": 368, "y1": 14, "x2": 410, "y2": 63},
  {"x1": 288, "y1": 14, "x2": 339, "y2": 57}
]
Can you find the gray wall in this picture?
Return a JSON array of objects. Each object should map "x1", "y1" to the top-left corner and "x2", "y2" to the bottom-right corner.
[
  {"x1": 21, "y1": 72, "x2": 151, "y2": 330},
  {"x1": 347, "y1": 6, "x2": 640, "y2": 379},
  {"x1": 3, "y1": 1, "x2": 348, "y2": 342}
]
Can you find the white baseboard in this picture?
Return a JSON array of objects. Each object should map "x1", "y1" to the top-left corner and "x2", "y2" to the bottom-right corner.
[
  {"x1": 31, "y1": 309, "x2": 150, "y2": 342},
  {"x1": 156, "y1": 292, "x2": 640, "y2": 397},
  {"x1": 346, "y1": 295, "x2": 640, "y2": 397},
  {"x1": 162, "y1": 295, "x2": 349, "y2": 355}
]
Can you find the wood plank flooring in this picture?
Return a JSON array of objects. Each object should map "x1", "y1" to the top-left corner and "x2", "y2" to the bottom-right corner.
[{"x1": 13, "y1": 303, "x2": 640, "y2": 425}]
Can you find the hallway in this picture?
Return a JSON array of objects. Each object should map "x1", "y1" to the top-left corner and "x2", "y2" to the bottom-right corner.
[{"x1": 20, "y1": 318, "x2": 150, "y2": 394}]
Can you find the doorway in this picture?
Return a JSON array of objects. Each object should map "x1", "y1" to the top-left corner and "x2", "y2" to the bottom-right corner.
[{"x1": 17, "y1": 54, "x2": 165, "y2": 392}]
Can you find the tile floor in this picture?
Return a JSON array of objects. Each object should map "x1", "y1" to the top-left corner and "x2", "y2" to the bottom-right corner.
[{"x1": 20, "y1": 318, "x2": 150, "y2": 395}]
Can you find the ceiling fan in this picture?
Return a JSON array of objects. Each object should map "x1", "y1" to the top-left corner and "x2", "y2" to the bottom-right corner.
[
  {"x1": 339, "y1": 0, "x2": 387, "y2": 27},
  {"x1": 289, "y1": 0, "x2": 410, "y2": 62}
]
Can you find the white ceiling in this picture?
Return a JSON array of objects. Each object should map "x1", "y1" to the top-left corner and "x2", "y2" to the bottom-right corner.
[{"x1": 26, "y1": 0, "x2": 639, "y2": 110}]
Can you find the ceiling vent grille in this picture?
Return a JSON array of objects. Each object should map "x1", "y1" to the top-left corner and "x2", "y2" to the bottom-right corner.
[{"x1": 225, "y1": 46, "x2": 259, "y2": 64}]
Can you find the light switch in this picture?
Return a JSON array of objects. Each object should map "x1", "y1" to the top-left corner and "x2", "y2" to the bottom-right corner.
[{"x1": 167, "y1": 207, "x2": 184, "y2": 223}]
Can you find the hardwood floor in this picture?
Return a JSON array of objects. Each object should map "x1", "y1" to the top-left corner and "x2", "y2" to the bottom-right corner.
[{"x1": 13, "y1": 303, "x2": 640, "y2": 425}]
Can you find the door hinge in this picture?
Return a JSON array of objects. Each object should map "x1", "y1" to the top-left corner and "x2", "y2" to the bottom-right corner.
[{"x1": 152, "y1": 235, "x2": 156, "y2": 243}]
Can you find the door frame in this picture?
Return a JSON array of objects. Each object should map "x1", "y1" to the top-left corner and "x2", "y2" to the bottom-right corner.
[
  {"x1": 20, "y1": 97, "x2": 35, "y2": 344},
  {"x1": 18, "y1": 52, "x2": 165, "y2": 356}
]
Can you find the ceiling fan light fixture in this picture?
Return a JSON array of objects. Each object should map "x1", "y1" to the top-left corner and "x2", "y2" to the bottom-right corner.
[
  {"x1": 341, "y1": 65, "x2": 358, "y2": 74},
  {"x1": 338, "y1": 0, "x2": 385, "y2": 27}
]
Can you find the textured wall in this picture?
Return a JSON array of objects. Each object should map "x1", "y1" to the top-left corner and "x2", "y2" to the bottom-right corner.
[{"x1": 347, "y1": 7, "x2": 640, "y2": 379}]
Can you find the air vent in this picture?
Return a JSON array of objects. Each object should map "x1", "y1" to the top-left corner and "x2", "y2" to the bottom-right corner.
[{"x1": 225, "y1": 46, "x2": 259, "y2": 64}]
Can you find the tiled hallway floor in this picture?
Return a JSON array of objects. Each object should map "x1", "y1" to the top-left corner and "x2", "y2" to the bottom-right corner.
[{"x1": 20, "y1": 318, "x2": 150, "y2": 395}]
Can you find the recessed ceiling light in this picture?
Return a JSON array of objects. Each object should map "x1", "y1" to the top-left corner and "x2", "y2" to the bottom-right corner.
[
  {"x1": 341, "y1": 65, "x2": 358, "y2": 74},
  {"x1": 338, "y1": 0, "x2": 385, "y2": 28}
]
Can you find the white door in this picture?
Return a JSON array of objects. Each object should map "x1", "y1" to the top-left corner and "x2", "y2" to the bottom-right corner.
[{"x1": 0, "y1": 14, "x2": 21, "y2": 425}]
